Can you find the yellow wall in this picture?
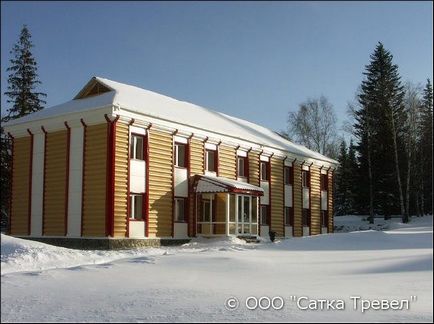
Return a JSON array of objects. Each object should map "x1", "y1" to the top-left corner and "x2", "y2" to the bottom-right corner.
[
  {"x1": 310, "y1": 165, "x2": 321, "y2": 235},
  {"x1": 82, "y1": 123, "x2": 107, "y2": 237},
  {"x1": 270, "y1": 156, "x2": 284, "y2": 236},
  {"x1": 293, "y1": 161, "x2": 302, "y2": 237},
  {"x1": 10, "y1": 136, "x2": 31, "y2": 235},
  {"x1": 248, "y1": 151, "x2": 260, "y2": 186},
  {"x1": 219, "y1": 145, "x2": 236, "y2": 179},
  {"x1": 188, "y1": 138, "x2": 204, "y2": 236},
  {"x1": 113, "y1": 122, "x2": 128, "y2": 237},
  {"x1": 148, "y1": 129, "x2": 173, "y2": 237},
  {"x1": 44, "y1": 130, "x2": 68, "y2": 236}
]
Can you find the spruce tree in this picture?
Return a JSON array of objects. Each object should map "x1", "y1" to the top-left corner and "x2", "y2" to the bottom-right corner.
[
  {"x1": 355, "y1": 42, "x2": 407, "y2": 222},
  {"x1": 1, "y1": 25, "x2": 46, "y2": 228},
  {"x1": 346, "y1": 139, "x2": 358, "y2": 214},
  {"x1": 335, "y1": 140, "x2": 348, "y2": 215},
  {"x1": 419, "y1": 79, "x2": 433, "y2": 215}
]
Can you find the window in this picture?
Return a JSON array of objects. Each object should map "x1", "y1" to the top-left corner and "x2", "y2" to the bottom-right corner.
[
  {"x1": 175, "y1": 143, "x2": 187, "y2": 168},
  {"x1": 237, "y1": 156, "x2": 248, "y2": 177},
  {"x1": 285, "y1": 207, "x2": 294, "y2": 226},
  {"x1": 302, "y1": 170, "x2": 310, "y2": 188},
  {"x1": 260, "y1": 161, "x2": 269, "y2": 181},
  {"x1": 321, "y1": 174, "x2": 328, "y2": 190},
  {"x1": 129, "y1": 194, "x2": 144, "y2": 220},
  {"x1": 302, "y1": 209, "x2": 310, "y2": 226},
  {"x1": 174, "y1": 198, "x2": 186, "y2": 222},
  {"x1": 260, "y1": 205, "x2": 269, "y2": 225},
  {"x1": 284, "y1": 166, "x2": 293, "y2": 185},
  {"x1": 130, "y1": 134, "x2": 145, "y2": 160},
  {"x1": 206, "y1": 149, "x2": 216, "y2": 172},
  {"x1": 202, "y1": 199, "x2": 211, "y2": 222},
  {"x1": 321, "y1": 210, "x2": 328, "y2": 227}
]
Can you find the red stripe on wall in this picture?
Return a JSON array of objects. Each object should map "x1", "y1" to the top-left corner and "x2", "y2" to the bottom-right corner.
[
  {"x1": 41, "y1": 126, "x2": 47, "y2": 236},
  {"x1": 145, "y1": 124, "x2": 151, "y2": 237},
  {"x1": 80, "y1": 119, "x2": 87, "y2": 237},
  {"x1": 7, "y1": 133, "x2": 14, "y2": 235},
  {"x1": 64, "y1": 122, "x2": 71, "y2": 236},
  {"x1": 126, "y1": 119, "x2": 134, "y2": 238},
  {"x1": 27, "y1": 129, "x2": 33, "y2": 236}
]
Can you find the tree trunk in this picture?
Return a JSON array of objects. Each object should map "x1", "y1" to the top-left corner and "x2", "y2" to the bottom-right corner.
[{"x1": 390, "y1": 112, "x2": 406, "y2": 222}]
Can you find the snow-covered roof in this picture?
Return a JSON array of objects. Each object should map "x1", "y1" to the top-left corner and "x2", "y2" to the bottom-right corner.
[
  {"x1": 194, "y1": 175, "x2": 264, "y2": 196},
  {"x1": 4, "y1": 76, "x2": 338, "y2": 164}
]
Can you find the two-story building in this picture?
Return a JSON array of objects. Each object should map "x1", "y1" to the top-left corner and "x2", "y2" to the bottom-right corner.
[{"x1": 4, "y1": 77, "x2": 338, "y2": 248}]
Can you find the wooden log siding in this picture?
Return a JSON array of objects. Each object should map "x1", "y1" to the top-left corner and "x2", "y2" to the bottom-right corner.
[
  {"x1": 11, "y1": 136, "x2": 32, "y2": 235},
  {"x1": 82, "y1": 124, "x2": 107, "y2": 237},
  {"x1": 310, "y1": 165, "x2": 321, "y2": 235},
  {"x1": 188, "y1": 138, "x2": 204, "y2": 236},
  {"x1": 293, "y1": 161, "x2": 303, "y2": 237},
  {"x1": 270, "y1": 156, "x2": 284, "y2": 236},
  {"x1": 43, "y1": 130, "x2": 68, "y2": 236},
  {"x1": 219, "y1": 145, "x2": 236, "y2": 179},
  {"x1": 148, "y1": 129, "x2": 173, "y2": 237},
  {"x1": 248, "y1": 151, "x2": 260, "y2": 186},
  {"x1": 328, "y1": 170, "x2": 334, "y2": 233},
  {"x1": 113, "y1": 122, "x2": 128, "y2": 237}
]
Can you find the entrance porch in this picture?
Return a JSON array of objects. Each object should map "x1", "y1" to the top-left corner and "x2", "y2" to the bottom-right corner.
[{"x1": 193, "y1": 175, "x2": 264, "y2": 237}]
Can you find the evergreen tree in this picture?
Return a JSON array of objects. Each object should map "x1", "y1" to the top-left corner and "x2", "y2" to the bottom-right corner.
[
  {"x1": 1, "y1": 25, "x2": 46, "y2": 228},
  {"x1": 335, "y1": 140, "x2": 348, "y2": 215},
  {"x1": 419, "y1": 79, "x2": 433, "y2": 215},
  {"x1": 346, "y1": 139, "x2": 358, "y2": 214},
  {"x1": 354, "y1": 42, "x2": 407, "y2": 222}
]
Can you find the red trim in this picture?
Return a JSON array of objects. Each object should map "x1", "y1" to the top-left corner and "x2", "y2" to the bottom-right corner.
[
  {"x1": 80, "y1": 119, "x2": 87, "y2": 237},
  {"x1": 282, "y1": 157, "x2": 287, "y2": 235},
  {"x1": 308, "y1": 164, "x2": 312, "y2": 235},
  {"x1": 292, "y1": 159, "x2": 296, "y2": 237},
  {"x1": 104, "y1": 115, "x2": 119, "y2": 237},
  {"x1": 64, "y1": 122, "x2": 71, "y2": 236},
  {"x1": 171, "y1": 132, "x2": 176, "y2": 238},
  {"x1": 126, "y1": 119, "x2": 134, "y2": 237},
  {"x1": 41, "y1": 126, "x2": 47, "y2": 236},
  {"x1": 8, "y1": 133, "x2": 14, "y2": 235},
  {"x1": 27, "y1": 130, "x2": 33, "y2": 236},
  {"x1": 258, "y1": 152, "x2": 261, "y2": 236},
  {"x1": 267, "y1": 159, "x2": 271, "y2": 231},
  {"x1": 186, "y1": 136, "x2": 191, "y2": 237},
  {"x1": 145, "y1": 125, "x2": 151, "y2": 237}
]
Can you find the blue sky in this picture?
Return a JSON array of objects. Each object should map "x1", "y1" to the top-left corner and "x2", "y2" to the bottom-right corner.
[{"x1": 1, "y1": 1, "x2": 432, "y2": 136}]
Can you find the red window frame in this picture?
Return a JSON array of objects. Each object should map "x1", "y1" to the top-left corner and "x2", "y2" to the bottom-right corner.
[
  {"x1": 174, "y1": 197, "x2": 187, "y2": 222},
  {"x1": 174, "y1": 142, "x2": 187, "y2": 168},
  {"x1": 130, "y1": 133, "x2": 147, "y2": 161},
  {"x1": 285, "y1": 207, "x2": 294, "y2": 226},
  {"x1": 284, "y1": 166, "x2": 294, "y2": 185},
  {"x1": 320, "y1": 174, "x2": 328, "y2": 191},
  {"x1": 237, "y1": 156, "x2": 248, "y2": 178},
  {"x1": 205, "y1": 149, "x2": 217, "y2": 172},
  {"x1": 302, "y1": 170, "x2": 310, "y2": 188},
  {"x1": 260, "y1": 161, "x2": 270, "y2": 181},
  {"x1": 129, "y1": 193, "x2": 145, "y2": 221}
]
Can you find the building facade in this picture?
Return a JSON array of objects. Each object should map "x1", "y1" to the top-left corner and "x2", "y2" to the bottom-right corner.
[{"x1": 4, "y1": 77, "x2": 337, "y2": 244}]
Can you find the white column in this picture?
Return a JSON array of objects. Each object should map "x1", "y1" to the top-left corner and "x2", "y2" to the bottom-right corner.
[
  {"x1": 67, "y1": 126, "x2": 83, "y2": 237},
  {"x1": 225, "y1": 193, "x2": 230, "y2": 236},
  {"x1": 30, "y1": 132, "x2": 45, "y2": 236}
]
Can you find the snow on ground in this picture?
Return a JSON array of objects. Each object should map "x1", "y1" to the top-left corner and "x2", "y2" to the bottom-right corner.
[{"x1": 1, "y1": 216, "x2": 432, "y2": 322}]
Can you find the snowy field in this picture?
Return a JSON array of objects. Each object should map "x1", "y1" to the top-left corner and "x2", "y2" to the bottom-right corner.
[{"x1": 1, "y1": 216, "x2": 432, "y2": 322}]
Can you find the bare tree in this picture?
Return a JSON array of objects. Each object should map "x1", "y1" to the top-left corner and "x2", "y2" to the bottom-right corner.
[{"x1": 286, "y1": 96, "x2": 339, "y2": 158}]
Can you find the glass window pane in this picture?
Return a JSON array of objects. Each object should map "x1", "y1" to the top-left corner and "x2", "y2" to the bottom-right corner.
[
  {"x1": 132, "y1": 195, "x2": 143, "y2": 219},
  {"x1": 252, "y1": 198, "x2": 257, "y2": 223},
  {"x1": 229, "y1": 195, "x2": 236, "y2": 222},
  {"x1": 176, "y1": 144, "x2": 186, "y2": 167},
  {"x1": 175, "y1": 198, "x2": 185, "y2": 221},
  {"x1": 243, "y1": 196, "x2": 249, "y2": 222},
  {"x1": 135, "y1": 136, "x2": 144, "y2": 160},
  {"x1": 238, "y1": 157, "x2": 245, "y2": 177},
  {"x1": 238, "y1": 196, "x2": 243, "y2": 222},
  {"x1": 203, "y1": 200, "x2": 210, "y2": 222},
  {"x1": 207, "y1": 150, "x2": 215, "y2": 172}
]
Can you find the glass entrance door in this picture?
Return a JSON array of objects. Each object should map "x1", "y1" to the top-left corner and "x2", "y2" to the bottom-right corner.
[{"x1": 237, "y1": 195, "x2": 252, "y2": 235}]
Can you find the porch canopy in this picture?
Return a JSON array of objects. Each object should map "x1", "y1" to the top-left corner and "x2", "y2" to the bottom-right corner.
[
  {"x1": 193, "y1": 175, "x2": 264, "y2": 196},
  {"x1": 192, "y1": 175, "x2": 263, "y2": 237}
]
